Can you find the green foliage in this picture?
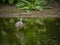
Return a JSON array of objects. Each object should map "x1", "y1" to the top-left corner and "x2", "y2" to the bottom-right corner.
[
  {"x1": 16, "y1": 0, "x2": 55, "y2": 11},
  {"x1": 2, "y1": 0, "x2": 6, "y2": 2},
  {"x1": 16, "y1": 0, "x2": 48, "y2": 11},
  {"x1": 0, "y1": 0, "x2": 54, "y2": 10},
  {"x1": 0, "y1": 0, "x2": 15, "y2": 4},
  {"x1": 8, "y1": 0, "x2": 14, "y2": 4}
]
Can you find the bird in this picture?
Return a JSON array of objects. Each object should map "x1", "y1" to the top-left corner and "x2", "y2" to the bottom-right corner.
[{"x1": 15, "y1": 18, "x2": 23, "y2": 28}]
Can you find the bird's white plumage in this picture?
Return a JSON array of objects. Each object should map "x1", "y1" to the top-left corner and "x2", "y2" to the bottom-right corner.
[{"x1": 15, "y1": 18, "x2": 23, "y2": 28}]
